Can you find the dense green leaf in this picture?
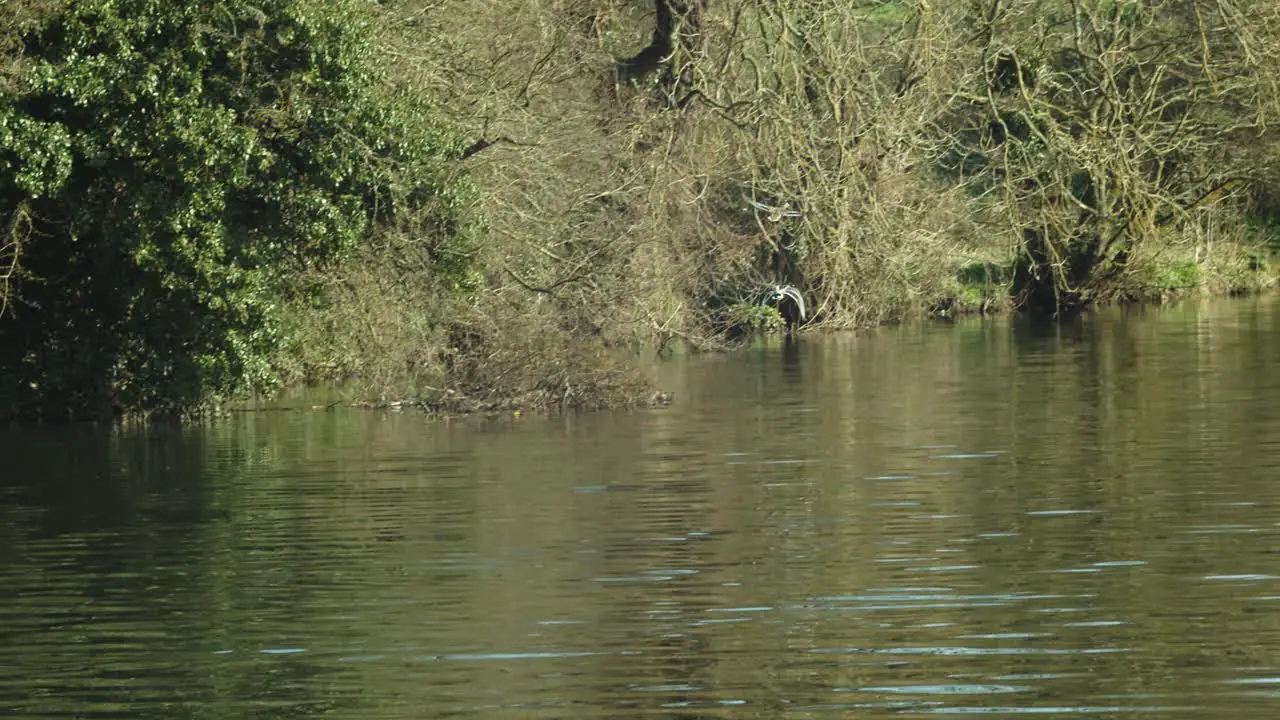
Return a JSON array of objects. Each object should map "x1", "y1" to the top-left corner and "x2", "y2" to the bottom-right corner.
[{"x1": 0, "y1": 0, "x2": 469, "y2": 419}]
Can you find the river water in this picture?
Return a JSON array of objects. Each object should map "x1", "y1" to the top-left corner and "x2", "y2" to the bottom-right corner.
[{"x1": 3, "y1": 298, "x2": 1280, "y2": 719}]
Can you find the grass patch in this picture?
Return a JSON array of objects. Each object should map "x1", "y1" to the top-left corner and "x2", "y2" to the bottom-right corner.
[{"x1": 858, "y1": 1, "x2": 914, "y2": 25}]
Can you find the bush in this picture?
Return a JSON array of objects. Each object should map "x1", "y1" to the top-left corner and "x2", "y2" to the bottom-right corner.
[{"x1": 0, "y1": 0, "x2": 468, "y2": 420}]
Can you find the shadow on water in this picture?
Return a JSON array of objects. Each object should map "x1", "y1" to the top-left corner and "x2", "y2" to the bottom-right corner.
[
  {"x1": 1, "y1": 425, "x2": 226, "y2": 538},
  {"x1": 4, "y1": 297, "x2": 1280, "y2": 719},
  {"x1": 780, "y1": 334, "x2": 804, "y2": 383}
]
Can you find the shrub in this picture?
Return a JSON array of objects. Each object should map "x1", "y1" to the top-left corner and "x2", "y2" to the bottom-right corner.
[{"x1": 0, "y1": 0, "x2": 468, "y2": 419}]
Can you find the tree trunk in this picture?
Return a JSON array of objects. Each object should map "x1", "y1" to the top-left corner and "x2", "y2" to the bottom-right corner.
[{"x1": 615, "y1": 0, "x2": 705, "y2": 90}]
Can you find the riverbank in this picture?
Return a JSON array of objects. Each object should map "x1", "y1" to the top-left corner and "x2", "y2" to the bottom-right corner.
[{"x1": 4, "y1": 1, "x2": 1280, "y2": 421}]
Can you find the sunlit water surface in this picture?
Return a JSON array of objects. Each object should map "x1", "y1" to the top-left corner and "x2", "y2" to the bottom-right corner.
[{"x1": 4, "y1": 298, "x2": 1280, "y2": 719}]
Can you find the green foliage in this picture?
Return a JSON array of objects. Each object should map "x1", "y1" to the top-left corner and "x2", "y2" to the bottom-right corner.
[
  {"x1": 726, "y1": 301, "x2": 784, "y2": 333},
  {"x1": 1245, "y1": 211, "x2": 1280, "y2": 255},
  {"x1": 857, "y1": 1, "x2": 913, "y2": 24},
  {"x1": 1153, "y1": 260, "x2": 1201, "y2": 291},
  {"x1": 955, "y1": 261, "x2": 1010, "y2": 310},
  {"x1": 0, "y1": 0, "x2": 469, "y2": 419}
]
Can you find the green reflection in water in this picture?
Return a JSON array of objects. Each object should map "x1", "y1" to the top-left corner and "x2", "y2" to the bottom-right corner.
[{"x1": 3, "y1": 297, "x2": 1280, "y2": 719}]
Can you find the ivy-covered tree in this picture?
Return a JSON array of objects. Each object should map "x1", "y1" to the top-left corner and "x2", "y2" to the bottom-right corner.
[{"x1": 0, "y1": 0, "x2": 468, "y2": 419}]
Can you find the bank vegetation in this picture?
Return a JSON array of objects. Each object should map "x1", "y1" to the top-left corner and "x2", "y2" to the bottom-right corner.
[{"x1": 2, "y1": 0, "x2": 1279, "y2": 420}]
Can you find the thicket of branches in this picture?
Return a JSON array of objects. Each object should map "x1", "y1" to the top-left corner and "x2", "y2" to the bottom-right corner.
[
  {"x1": 2, "y1": 0, "x2": 1278, "y2": 419},
  {"x1": 944, "y1": 0, "x2": 1280, "y2": 311},
  {"x1": 428, "y1": 0, "x2": 1279, "y2": 342}
]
